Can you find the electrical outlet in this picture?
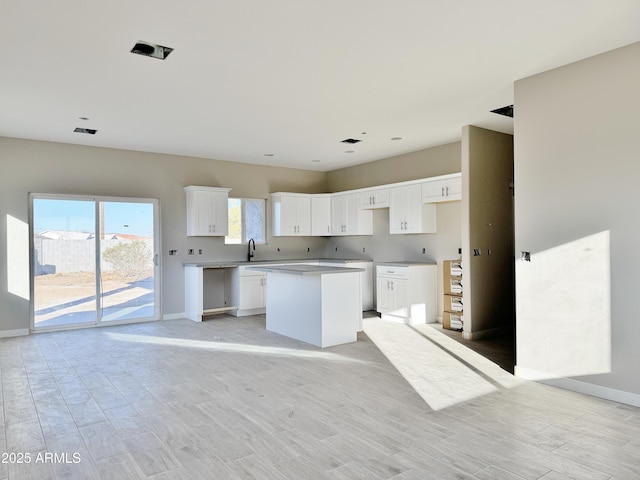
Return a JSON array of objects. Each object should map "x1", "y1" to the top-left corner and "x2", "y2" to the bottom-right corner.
[
  {"x1": 422, "y1": 248, "x2": 426, "y2": 254},
  {"x1": 362, "y1": 247, "x2": 366, "y2": 253},
  {"x1": 169, "y1": 250, "x2": 177, "y2": 256},
  {"x1": 307, "y1": 247, "x2": 310, "y2": 252},
  {"x1": 198, "y1": 249, "x2": 203, "y2": 255}
]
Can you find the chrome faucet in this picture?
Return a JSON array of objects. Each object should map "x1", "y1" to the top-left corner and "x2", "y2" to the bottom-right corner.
[{"x1": 247, "y1": 238, "x2": 256, "y2": 262}]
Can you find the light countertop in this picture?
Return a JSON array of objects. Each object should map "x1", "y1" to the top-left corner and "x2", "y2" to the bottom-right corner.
[
  {"x1": 247, "y1": 265, "x2": 365, "y2": 275},
  {"x1": 375, "y1": 261, "x2": 437, "y2": 267},
  {"x1": 183, "y1": 258, "x2": 372, "y2": 268}
]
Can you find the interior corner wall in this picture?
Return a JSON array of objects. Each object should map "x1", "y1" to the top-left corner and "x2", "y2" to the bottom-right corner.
[
  {"x1": 325, "y1": 142, "x2": 461, "y2": 192},
  {"x1": 514, "y1": 41, "x2": 640, "y2": 398},
  {"x1": 0, "y1": 137, "x2": 327, "y2": 333},
  {"x1": 461, "y1": 125, "x2": 514, "y2": 339}
]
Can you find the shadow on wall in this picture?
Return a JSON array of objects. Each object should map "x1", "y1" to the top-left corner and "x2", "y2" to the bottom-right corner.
[{"x1": 516, "y1": 230, "x2": 611, "y2": 379}]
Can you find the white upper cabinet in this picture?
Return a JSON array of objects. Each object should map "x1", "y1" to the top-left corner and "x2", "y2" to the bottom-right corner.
[
  {"x1": 311, "y1": 194, "x2": 332, "y2": 236},
  {"x1": 390, "y1": 185, "x2": 436, "y2": 234},
  {"x1": 185, "y1": 186, "x2": 231, "y2": 236},
  {"x1": 331, "y1": 193, "x2": 372, "y2": 236},
  {"x1": 271, "y1": 193, "x2": 311, "y2": 236},
  {"x1": 359, "y1": 188, "x2": 390, "y2": 209},
  {"x1": 422, "y1": 173, "x2": 462, "y2": 203}
]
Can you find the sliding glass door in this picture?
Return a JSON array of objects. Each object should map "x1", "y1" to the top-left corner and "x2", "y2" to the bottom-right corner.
[{"x1": 31, "y1": 195, "x2": 160, "y2": 330}]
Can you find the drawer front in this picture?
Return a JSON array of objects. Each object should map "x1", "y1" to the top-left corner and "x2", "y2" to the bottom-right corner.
[{"x1": 376, "y1": 265, "x2": 408, "y2": 279}]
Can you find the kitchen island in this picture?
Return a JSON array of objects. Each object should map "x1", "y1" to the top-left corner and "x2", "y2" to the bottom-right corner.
[{"x1": 248, "y1": 264, "x2": 364, "y2": 348}]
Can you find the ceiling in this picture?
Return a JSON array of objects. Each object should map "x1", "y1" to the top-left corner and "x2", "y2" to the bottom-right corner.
[{"x1": 1, "y1": 1, "x2": 639, "y2": 172}]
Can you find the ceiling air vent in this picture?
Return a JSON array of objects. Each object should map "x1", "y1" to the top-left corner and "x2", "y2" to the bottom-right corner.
[
  {"x1": 73, "y1": 127, "x2": 97, "y2": 135},
  {"x1": 341, "y1": 138, "x2": 361, "y2": 144},
  {"x1": 491, "y1": 105, "x2": 514, "y2": 118},
  {"x1": 131, "y1": 41, "x2": 173, "y2": 60}
]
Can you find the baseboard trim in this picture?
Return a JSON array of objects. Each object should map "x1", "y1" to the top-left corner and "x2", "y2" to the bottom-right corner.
[
  {"x1": 515, "y1": 366, "x2": 640, "y2": 408},
  {"x1": 162, "y1": 312, "x2": 186, "y2": 320},
  {"x1": 462, "y1": 326, "x2": 510, "y2": 340},
  {"x1": 0, "y1": 328, "x2": 30, "y2": 338}
]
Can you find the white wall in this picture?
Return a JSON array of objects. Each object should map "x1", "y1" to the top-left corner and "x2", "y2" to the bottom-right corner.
[{"x1": 514, "y1": 41, "x2": 640, "y2": 399}]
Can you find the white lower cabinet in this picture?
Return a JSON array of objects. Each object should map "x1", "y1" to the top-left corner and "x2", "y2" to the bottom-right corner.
[
  {"x1": 376, "y1": 276, "x2": 408, "y2": 317},
  {"x1": 318, "y1": 260, "x2": 374, "y2": 313},
  {"x1": 376, "y1": 263, "x2": 437, "y2": 324},
  {"x1": 231, "y1": 266, "x2": 267, "y2": 316}
]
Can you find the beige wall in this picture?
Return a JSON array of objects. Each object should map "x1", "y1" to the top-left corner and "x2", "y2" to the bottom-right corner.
[
  {"x1": 0, "y1": 137, "x2": 327, "y2": 332},
  {"x1": 514, "y1": 41, "x2": 640, "y2": 398},
  {"x1": 326, "y1": 142, "x2": 461, "y2": 192},
  {"x1": 461, "y1": 126, "x2": 514, "y2": 338}
]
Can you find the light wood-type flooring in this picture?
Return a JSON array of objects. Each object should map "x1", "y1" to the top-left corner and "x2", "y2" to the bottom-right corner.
[{"x1": 1, "y1": 315, "x2": 639, "y2": 479}]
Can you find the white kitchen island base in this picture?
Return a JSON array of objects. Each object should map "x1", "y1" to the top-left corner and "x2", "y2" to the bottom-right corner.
[{"x1": 251, "y1": 265, "x2": 363, "y2": 348}]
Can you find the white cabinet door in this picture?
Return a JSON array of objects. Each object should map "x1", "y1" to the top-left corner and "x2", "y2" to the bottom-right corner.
[
  {"x1": 210, "y1": 190, "x2": 229, "y2": 236},
  {"x1": 311, "y1": 195, "x2": 331, "y2": 236},
  {"x1": 295, "y1": 195, "x2": 311, "y2": 235},
  {"x1": 390, "y1": 185, "x2": 435, "y2": 234},
  {"x1": 421, "y1": 179, "x2": 447, "y2": 203},
  {"x1": 422, "y1": 174, "x2": 462, "y2": 202},
  {"x1": 376, "y1": 277, "x2": 391, "y2": 313},
  {"x1": 332, "y1": 193, "x2": 371, "y2": 235},
  {"x1": 278, "y1": 195, "x2": 298, "y2": 235},
  {"x1": 376, "y1": 278, "x2": 407, "y2": 316},
  {"x1": 342, "y1": 193, "x2": 360, "y2": 235},
  {"x1": 185, "y1": 186, "x2": 231, "y2": 236},
  {"x1": 359, "y1": 188, "x2": 390, "y2": 209},
  {"x1": 272, "y1": 194, "x2": 311, "y2": 236},
  {"x1": 331, "y1": 194, "x2": 348, "y2": 235},
  {"x1": 239, "y1": 275, "x2": 265, "y2": 310},
  {"x1": 403, "y1": 184, "x2": 423, "y2": 234},
  {"x1": 389, "y1": 279, "x2": 408, "y2": 317}
]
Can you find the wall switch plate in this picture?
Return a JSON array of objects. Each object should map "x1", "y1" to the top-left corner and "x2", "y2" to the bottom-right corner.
[
  {"x1": 188, "y1": 249, "x2": 194, "y2": 255},
  {"x1": 169, "y1": 250, "x2": 177, "y2": 255}
]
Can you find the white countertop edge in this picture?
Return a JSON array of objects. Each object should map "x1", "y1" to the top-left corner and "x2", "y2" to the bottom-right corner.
[
  {"x1": 247, "y1": 265, "x2": 365, "y2": 275},
  {"x1": 183, "y1": 258, "x2": 372, "y2": 268}
]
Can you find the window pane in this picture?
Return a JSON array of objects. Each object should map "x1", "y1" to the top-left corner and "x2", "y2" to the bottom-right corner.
[
  {"x1": 244, "y1": 199, "x2": 264, "y2": 243},
  {"x1": 226, "y1": 198, "x2": 242, "y2": 244}
]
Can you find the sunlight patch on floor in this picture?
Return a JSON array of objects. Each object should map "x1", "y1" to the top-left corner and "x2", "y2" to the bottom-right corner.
[
  {"x1": 105, "y1": 331, "x2": 368, "y2": 364},
  {"x1": 363, "y1": 318, "x2": 525, "y2": 410}
]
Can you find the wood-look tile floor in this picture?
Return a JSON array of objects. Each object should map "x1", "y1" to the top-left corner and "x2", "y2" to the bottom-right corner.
[{"x1": 1, "y1": 315, "x2": 639, "y2": 479}]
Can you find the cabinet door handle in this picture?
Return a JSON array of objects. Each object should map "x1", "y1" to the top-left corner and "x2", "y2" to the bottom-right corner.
[
  {"x1": 441, "y1": 186, "x2": 445, "y2": 197},
  {"x1": 446, "y1": 186, "x2": 450, "y2": 196}
]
